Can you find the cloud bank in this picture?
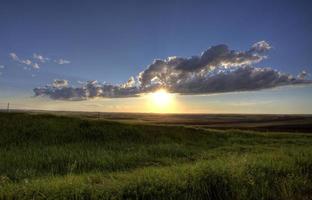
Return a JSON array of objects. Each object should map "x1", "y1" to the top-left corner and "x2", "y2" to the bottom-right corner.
[{"x1": 33, "y1": 41, "x2": 312, "y2": 100}]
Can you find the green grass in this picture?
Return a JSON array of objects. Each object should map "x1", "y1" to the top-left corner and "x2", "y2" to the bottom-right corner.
[{"x1": 0, "y1": 112, "x2": 312, "y2": 199}]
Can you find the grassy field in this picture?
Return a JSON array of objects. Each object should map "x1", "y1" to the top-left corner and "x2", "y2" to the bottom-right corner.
[
  {"x1": 0, "y1": 112, "x2": 312, "y2": 199},
  {"x1": 24, "y1": 110, "x2": 312, "y2": 133}
]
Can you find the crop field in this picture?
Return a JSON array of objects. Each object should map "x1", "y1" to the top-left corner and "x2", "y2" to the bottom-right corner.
[{"x1": 0, "y1": 112, "x2": 312, "y2": 199}]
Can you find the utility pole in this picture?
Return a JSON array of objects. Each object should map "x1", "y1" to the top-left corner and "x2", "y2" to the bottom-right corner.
[{"x1": 7, "y1": 102, "x2": 10, "y2": 112}]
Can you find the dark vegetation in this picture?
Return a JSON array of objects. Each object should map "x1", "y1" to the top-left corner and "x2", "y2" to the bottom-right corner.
[{"x1": 0, "y1": 112, "x2": 312, "y2": 199}]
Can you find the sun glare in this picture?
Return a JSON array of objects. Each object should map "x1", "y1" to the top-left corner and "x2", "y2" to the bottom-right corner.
[{"x1": 148, "y1": 89, "x2": 175, "y2": 112}]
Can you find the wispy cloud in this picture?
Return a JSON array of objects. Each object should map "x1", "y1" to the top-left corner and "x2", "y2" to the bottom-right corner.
[
  {"x1": 10, "y1": 52, "x2": 71, "y2": 71},
  {"x1": 0, "y1": 65, "x2": 4, "y2": 76},
  {"x1": 54, "y1": 58, "x2": 71, "y2": 65},
  {"x1": 33, "y1": 41, "x2": 312, "y2": 100}
]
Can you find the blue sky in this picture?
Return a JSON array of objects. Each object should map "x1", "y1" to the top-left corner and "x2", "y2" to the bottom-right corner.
[{"x1": 0, "y1": 0, "x2": 312, "y2": 113}]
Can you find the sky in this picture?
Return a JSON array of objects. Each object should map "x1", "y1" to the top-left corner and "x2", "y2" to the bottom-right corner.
[{"x1": 0, "y1": 0, "x2": 312, "y2": 113}]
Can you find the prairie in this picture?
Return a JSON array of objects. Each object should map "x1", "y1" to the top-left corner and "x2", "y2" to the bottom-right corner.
[{"x1": 0, "y1": 112, "x2": 312, "y2": 199}]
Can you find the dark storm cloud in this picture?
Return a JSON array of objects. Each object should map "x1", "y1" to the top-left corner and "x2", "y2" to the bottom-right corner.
[{"x1": 33, "y1": 41, "x2": 312, "y2": 100}]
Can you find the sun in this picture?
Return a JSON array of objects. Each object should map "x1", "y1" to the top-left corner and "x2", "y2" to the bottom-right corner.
[
  {"x1": 151, "y1": 89, "x2": 172, "y2": 106},
  {"x1": 148, "y1": 89, "x2": 175, "y2": 112}
]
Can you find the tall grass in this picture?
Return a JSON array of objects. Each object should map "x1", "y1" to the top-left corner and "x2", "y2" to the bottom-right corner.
[{"x1": 0, "y1": 112, "x2": 311, "y2": 199}]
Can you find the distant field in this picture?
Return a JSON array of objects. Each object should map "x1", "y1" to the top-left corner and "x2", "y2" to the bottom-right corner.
[
  {"x1": 23, "y1": 110, "x2": 312, "y2": 133},
  {"x1": 0, "y1": 112, "x2": 312, "y2": 199}
]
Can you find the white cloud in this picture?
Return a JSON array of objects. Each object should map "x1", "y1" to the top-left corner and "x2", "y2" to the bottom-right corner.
[
  {"x1": 250, "y1": 40, "x2": 272, "y2": 53},
  {"x1": 33, "y1": 53, "x2": 49, "y2": 63},
  {"x1": 32, "y1": 63, "x2": 40, "y2": 69},
  {"x1": 9, "y1": 53, "x2": 19, "y2": 61},
  {"x1": 52, "y1": 79, "x2": 69, "y2": 88},
  {"x1": 54, "y1": 58, "x2": 71, "y2": 65},
  {"x1": 21, "y1": 59, "x2": 32, "y2": 65},
  {"x1": 9, "y1": 52, "x2": 70, "y2": 72},
  {"x1": 121, "y1": 76, "x2": 136, "y2": 88},
  {"x1": 297, "y1": 70, "x2": 310, "y2": 79}
]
